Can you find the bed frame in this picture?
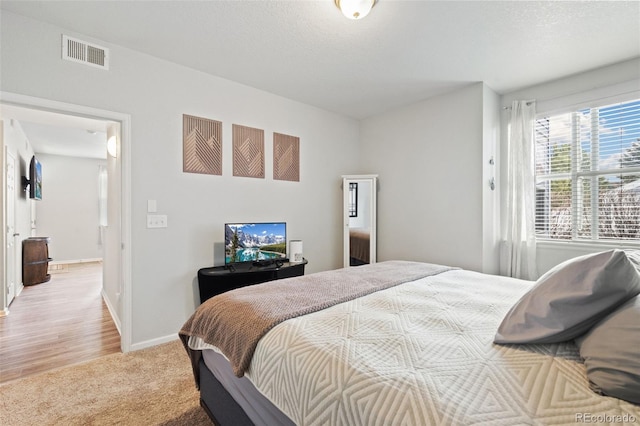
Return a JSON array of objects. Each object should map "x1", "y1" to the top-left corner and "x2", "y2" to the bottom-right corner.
[{"x1": 198, "y1": 358, "x2": 254, "y2": 426}]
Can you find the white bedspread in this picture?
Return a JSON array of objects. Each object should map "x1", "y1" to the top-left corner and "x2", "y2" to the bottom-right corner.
[{"x1": 245, "y1": 269, "x2": 640, "y2": 425}]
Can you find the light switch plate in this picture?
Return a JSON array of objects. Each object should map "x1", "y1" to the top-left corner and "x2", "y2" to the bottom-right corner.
[{"x1": 147, "y1": 200, "x2": 157, "y2": 213}]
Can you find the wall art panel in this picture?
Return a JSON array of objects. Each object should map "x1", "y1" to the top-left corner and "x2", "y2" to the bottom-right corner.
[
  {"x1": 183, "y1": 114, "x2": 222, "y2": 175},
  {"x1": 233, "y1": 124, "x2": 265, "y2": 178},
  {"x1": 273, "y1": 132, "x2": 300, "y2": 182}
]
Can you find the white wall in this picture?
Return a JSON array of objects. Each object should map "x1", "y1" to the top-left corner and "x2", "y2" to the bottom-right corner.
[
  {"x1": 359, "y1": 83, "x2": 500, "y2": 272},
  {"x1": 34, "y1": 153, "x2": 106, "y2": 263},
  {"x1": 500, "y1": 58, "x2": 640, "y2": 276},
  {"x1": 482, "y1": 84, "x2": 501, "y2": 274},
  {"x1": 103, "y1": 125, "x2": 122, "y2": 332},
  {"x1": 1, "y1": 118, "x2": 36, "y2": 296},
  {"x1": 0, "y1": 11, "x2": 360, "y2": 345}
]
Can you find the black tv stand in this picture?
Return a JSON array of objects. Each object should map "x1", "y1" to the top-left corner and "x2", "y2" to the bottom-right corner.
[{"x1": 197, "y1": 259, "x2": 308, "y2": 304}]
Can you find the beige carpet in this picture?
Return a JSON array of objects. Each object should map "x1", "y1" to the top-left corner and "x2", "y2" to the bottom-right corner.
[{"x1": 0, "y1": 339, "x2": 213, "y2": 425}]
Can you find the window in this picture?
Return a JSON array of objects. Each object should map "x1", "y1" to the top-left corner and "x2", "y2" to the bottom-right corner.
[{"x1": 535, "y1": 99, "x2": 640, "y2": 241}]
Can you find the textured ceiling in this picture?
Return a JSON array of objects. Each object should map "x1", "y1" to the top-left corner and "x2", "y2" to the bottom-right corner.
[
  {"x1": 2, "y1": 0, "x2": 639, "y2": 120},
  {"x1": 0, "y1": 105, "x2": 109, "y2": 159},
  {"x1": 1, "y1": 1, "x2": 639, "y2": 158}
]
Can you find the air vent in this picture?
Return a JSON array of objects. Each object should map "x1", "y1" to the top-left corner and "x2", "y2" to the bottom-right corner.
[{"x1": 62, "y1": 35, "x2": 109, "y2": 70}]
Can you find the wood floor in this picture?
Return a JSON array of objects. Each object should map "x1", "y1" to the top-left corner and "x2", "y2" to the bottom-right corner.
[{"x1": 0, "y1": 261, "x2": 120, "y2": 383}]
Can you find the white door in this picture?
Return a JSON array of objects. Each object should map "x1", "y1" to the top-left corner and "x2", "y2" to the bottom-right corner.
[{"x1": 5, "y1": 149, "x2": 17, "y2": 304}]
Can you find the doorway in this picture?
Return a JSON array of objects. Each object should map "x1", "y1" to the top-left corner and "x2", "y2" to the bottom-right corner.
[{"x1": 0, "y1": 92, "x2": 131, "y2": 355}]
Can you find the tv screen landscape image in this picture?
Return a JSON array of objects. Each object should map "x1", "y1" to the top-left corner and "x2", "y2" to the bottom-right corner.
[
  {"x1": 29, "y1": 155, "x2": 42, "y2": 200},
  {"x1": 225, "y1": 222, "x2": 287, "y2": 264}
]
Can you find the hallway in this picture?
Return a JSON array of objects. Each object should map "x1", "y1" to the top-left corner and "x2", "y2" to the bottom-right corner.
[{"x1": 0, "y1": 261, "x2": 120, "y2": 383}]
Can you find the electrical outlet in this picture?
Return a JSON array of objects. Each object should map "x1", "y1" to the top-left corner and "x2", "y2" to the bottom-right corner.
[{"x1": 147, "y1": 214, "x2": 167, "y2": 228}]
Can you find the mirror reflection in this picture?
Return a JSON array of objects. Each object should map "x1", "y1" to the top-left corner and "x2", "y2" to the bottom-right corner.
[{"x1": 343, "y1": 175, "x2": 377, "y2": 267}]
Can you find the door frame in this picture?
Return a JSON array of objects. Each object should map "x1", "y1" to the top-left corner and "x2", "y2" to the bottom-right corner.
[{"x1": 0, "y1": 91, "x2": 132, "y2": 352}]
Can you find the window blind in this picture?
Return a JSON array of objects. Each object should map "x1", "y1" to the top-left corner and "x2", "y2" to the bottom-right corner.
[{"x1": 535, "y1": 99, "x2": 640, "y2": 241}]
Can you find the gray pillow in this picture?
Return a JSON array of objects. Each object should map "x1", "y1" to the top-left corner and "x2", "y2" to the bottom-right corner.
[
  {"x1": 575, "y1": 296, "x2": 640, "y2": 404},
  {"x1": 495, "y1": 249, "x2": 640, "y2": 344}
]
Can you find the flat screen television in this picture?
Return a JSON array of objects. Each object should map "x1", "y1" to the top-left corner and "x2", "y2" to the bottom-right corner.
[
  {"x1": 225, "y1": 222, "x2": 287, "y2": 265},
  {"x1": 29, "y1": 155, "x2": 42, "y2": 200}
]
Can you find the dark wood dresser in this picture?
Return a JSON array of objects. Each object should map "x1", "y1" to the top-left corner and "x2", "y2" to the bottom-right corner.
[
  {"x1": 22, "y1": 237, "x2": 52, "y2": 286},
  {"x1": 197, "y1": 259, "x2": 308, "y2": 304}
]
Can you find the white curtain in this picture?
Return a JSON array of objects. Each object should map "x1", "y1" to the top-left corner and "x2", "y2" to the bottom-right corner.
[{"x1": 502, "y1": 100, "x2": 538, "y2": 280}]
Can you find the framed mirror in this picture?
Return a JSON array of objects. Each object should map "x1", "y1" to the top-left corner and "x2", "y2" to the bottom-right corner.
[{"x1": 342, "y1": 174, "x2": 377, "y2": 267}]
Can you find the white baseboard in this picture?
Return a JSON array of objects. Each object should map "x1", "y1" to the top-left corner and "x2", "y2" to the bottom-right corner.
[
  {"x1": 129, "y1": 334, "x2": 180, "y2": 352},
  {"x1": 49, "y1": 258, "x2": 103, "y2": 267},
  {"x1": 101, "y1": 289, "x2": 122, "y2": 335}
]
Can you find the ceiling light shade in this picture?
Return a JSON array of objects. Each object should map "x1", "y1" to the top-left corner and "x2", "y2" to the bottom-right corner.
[{"x1": 335, "y1": 0, "x2": 377, "y2": 20}]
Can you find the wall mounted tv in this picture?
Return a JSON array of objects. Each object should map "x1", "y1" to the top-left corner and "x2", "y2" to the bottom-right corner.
[
  {"x1": 225, "y1": 222, "x2": 287, "y2": 265},
  {"x1": 23, "y1": 155, "x2": 43, "y2": 200}
]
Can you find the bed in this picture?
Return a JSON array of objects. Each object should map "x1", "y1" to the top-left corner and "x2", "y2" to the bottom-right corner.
[
  {"x1": 349, "y1": 228, "x2": 370, "y2": 265},
  {"x1": 180, "y1": 256, "x2": 640, "y2": 425}
]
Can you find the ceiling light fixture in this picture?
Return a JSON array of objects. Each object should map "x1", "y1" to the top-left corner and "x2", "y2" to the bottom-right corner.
[{"x1": 335, "y1": 0, "x2": 377, "y2": 20}]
